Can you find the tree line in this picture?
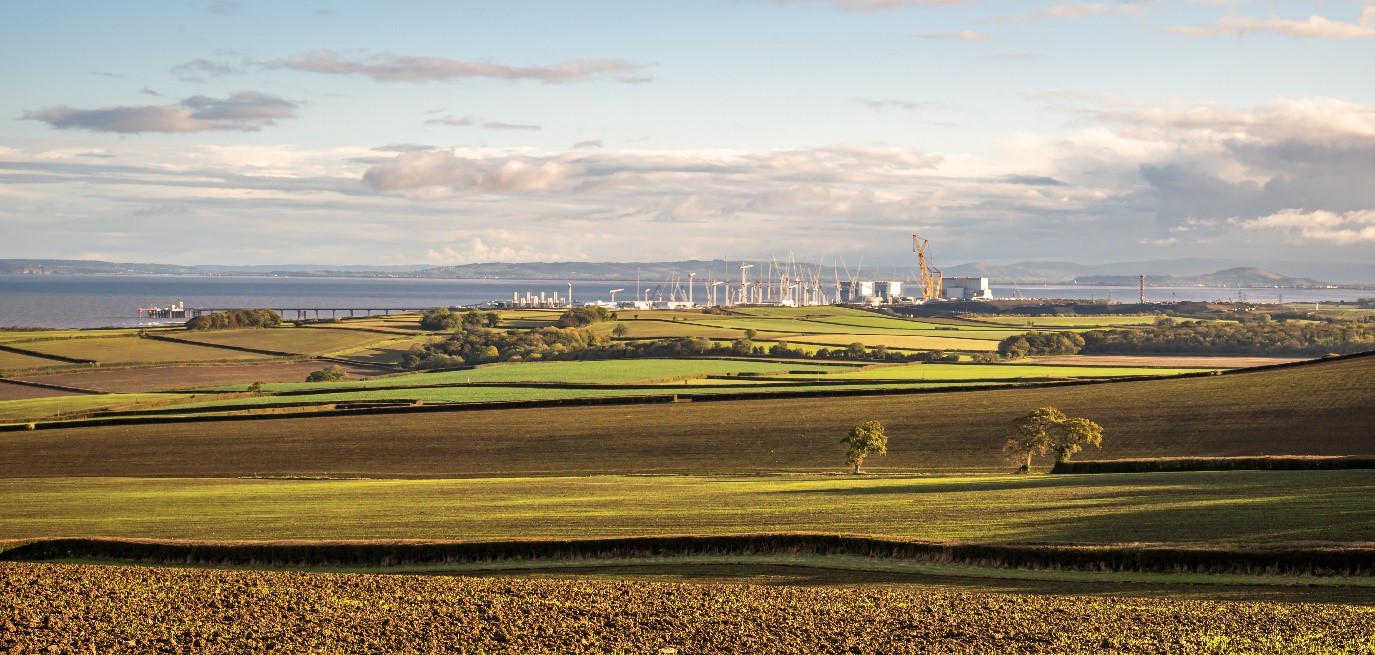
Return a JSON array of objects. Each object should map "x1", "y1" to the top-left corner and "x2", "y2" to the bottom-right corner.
[
  {"x1": 999, "y1": 318, "x2": 1375, "y2": 358},
  {"x1": 184, "y1": 309, "x2": 281, "y2": 331}
]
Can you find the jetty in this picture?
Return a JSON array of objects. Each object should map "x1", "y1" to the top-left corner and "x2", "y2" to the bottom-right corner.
[{"x1": 138, "y1": 303, "x2": 432, "y2": 320}]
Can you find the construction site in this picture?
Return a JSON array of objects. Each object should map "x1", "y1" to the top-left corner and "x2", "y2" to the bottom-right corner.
[{"x1": 491, "y1": 234, "x2": 993, "y2": 311}]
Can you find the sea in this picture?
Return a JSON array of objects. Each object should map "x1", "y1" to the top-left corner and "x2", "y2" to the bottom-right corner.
[{"x1": 1, "y1": 274, "x2": 1371, "y2": 329}]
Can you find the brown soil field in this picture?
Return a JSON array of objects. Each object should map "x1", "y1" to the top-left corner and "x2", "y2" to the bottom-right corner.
[
  {"x1": 1027, "y1": 355, "x2": 1308, "y2": 368},
  {"x1": 0, "y1": 381, "x2": 80, "y2": 401},
  {"x1": 3, "y1": 352, "x2": 1371, "y2": 478},
  {"x1": 3, "y1": 563, "x2": 1371, "y2": 654},
  {"x1": 12, "y1": 361, "x2": 392, "y2": 393}
]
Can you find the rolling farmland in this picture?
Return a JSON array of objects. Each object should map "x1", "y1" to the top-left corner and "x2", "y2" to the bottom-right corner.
[{"x1": 3, "y1": 305, "x2": 1374, "y2": 632}]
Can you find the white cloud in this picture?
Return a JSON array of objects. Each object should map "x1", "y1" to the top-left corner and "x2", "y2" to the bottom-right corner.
[
  {"x1": 913, "y1": 30, "x2": 995, "y2": 41},
  {"x1": 1168, "y1": 8, "x2": 1375, "y2": 39},
  {"x1": 1240, "y1": 209, "x2": 1375, "y2": 244},
  {"x1": 989, "y1": 3, "x2": 1145, "y2": 25}
]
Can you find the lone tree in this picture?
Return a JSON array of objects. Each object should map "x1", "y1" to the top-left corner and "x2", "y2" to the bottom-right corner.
[
  {"x1": 843, "y1": 420, "x2": 888, "y2": 474},
  {"x1": 1005, "y1": 407, "x2": 1103, "y2": 473}
]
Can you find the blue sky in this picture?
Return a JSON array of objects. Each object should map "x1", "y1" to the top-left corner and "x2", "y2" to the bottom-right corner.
[{"x1": 3, "y1": 0, "x2": 1374, "y2": 266}]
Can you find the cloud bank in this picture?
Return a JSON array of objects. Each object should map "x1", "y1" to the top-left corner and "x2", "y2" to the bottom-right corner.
[
  {"x1": 272, "y1": 50, "x2": 648, "y2": 84},
  {"x1": 22, "y1": 92, "x2": 298, "y2": 134}
]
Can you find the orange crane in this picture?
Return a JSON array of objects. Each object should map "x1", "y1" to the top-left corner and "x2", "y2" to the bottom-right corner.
[{"x1": 912, "y1": 234, "x2": 943, "y2": 301}]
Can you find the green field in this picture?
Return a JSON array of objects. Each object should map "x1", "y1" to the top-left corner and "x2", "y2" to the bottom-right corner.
[
  {"x1": 6, "y1": 471, "x2": 1371, "y2": 544},
  {"x1": 825, "y1": 362, "x2": 1212, "y2": 380},
  {"x1": 792, "y1": 333, "x2": 1002, "y2": 351},
  {"x1": 212, "y1": 358, "x2": 849, "y2": 392},
  {"x1": 174, "y1": 327, "x2": 401, "y2": 356},
  {"x1": 972, "y1": 315, "x2": 1161, "y2": 328},
  {"x1": 0, "y1": 393, "x2": 193, "y2": 422},
  {"x1": 16, "y1": 336, "x2": 268, "y2": 364},
  {"x1": 0, "y1": 350, "x2": 73, "y2": 372}
]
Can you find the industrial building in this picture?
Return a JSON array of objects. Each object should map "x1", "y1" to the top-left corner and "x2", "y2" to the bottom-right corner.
[{"x1": 941, "y1": 277, "x2": 993, "y2": 300}]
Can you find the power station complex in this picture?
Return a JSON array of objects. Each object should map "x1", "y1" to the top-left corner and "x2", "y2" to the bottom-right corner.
[{"x1": 497, "y1": 235, "x2": 993, "y2": 310}]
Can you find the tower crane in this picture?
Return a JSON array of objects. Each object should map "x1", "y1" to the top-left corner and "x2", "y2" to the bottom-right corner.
[{"x1": 912, "y1": 234, "x2": 943, "y2": 301}]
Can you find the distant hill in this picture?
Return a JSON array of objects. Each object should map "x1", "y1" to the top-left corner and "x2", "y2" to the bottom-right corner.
[
  {"x1": 1073, "y1": 267, "x2": 1328, "y2": 288},
  {"x1": 0, "y1": 259, "x2": 432, "y2": 277}
]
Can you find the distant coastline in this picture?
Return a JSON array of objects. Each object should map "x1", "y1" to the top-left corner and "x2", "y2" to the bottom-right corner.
[{"x1": 4, "y1": 258, "x2": 1375, "y2": 290}]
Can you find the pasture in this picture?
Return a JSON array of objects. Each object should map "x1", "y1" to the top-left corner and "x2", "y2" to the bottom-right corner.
[
  {"x1": 212, "y1": 358, "x2": 849, "y2": 391},
  {"x1": 5, "y1": 471, "x2": 1373, "y2": 544},
  {"x1": 11, "y1": 361, "x2": 389, "y2": 393},
  {"x1": 174, "y1": 326, "x2": 400, "y2": 356},
  {"x1": 0, "y1": 349, "x2": 73, "y2": 372},
  {"x1": 0, "y1": 393, "x2": 192, "y2": 422},
  {"x1": 15, "y1": 336, "x2": 267, "y2": 364}
]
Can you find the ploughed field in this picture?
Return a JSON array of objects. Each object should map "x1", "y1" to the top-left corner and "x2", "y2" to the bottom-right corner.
[{"x1": 4, "y1": 562, "x2": 1373, "y2": 654}]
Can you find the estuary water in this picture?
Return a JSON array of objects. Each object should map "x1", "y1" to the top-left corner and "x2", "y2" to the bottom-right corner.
[
  {"x1": 0, "y1": 275, "x2": 596, "y2": 329},
  {"x1": 0, "y1": 275, "x2": 1371, "y2": 329}
]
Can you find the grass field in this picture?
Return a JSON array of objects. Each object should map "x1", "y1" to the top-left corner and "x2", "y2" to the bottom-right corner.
[
  {"x1": 972, "y1": 315, "x2": 1161, "y2": 328},
  {"x1": 16, "y1": 336, "x2": 268, "y2": 364},
  {"x1": 13, "y1": 361, "x2": 389, "y2": 393},
  {"x1": 4, "y1": 354, "x2": 1371, "y2": 478},
  {"x1": 330, "y1": 334, "x2": 433, "y2": 364},
  {"x1": 214, "y1": 358, "x2": 848, "y2": 392},
  {"x1": 173, "y1": 327, "x2": 399, "y2": 356},
  {"x1": 824, "y1": 362, "x2": 1212, "y2": 380},
  {"x1": 1026, "y1": 355, "x2": 1304, "y2": 368},
  {"x1": 790, "y1": 333, "x2": 1002, "y2": 351},
  {"x1": 0, "y1": 393, "x2": 192, "y2": 422},
  {"x1": 0, "y1": 328, "x2": 141, "y2": 343},
  {"x1": 0, "y1": 349, "x2": 74, "y2": 371},
  {"x1": 5, "y1": 471, "x2": 1372, "y2": 544}
]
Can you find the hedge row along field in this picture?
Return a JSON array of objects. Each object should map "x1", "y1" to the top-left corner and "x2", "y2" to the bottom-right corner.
[
  {"x1": 9, "y1": 535, "x2": 1375, "y2": 577},
  {"x1": 4, "y1": 563, "x2": 1373, "y2": 654}
]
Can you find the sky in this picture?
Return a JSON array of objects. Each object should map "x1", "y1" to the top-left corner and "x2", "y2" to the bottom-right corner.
[{"x1": 2, "y1": 0, "x2": 1374, "y2": 267}]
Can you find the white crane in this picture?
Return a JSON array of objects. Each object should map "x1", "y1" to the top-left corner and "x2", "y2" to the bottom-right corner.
[
  {"x1": 609, "y1": 288, "x2": 625, "y2": 304},
  {"x1": 739, "y1": 263, "x2": 754, "y2": 305},
  {"x1": 688, "y1": 272, "x2": 696, "y2": 306}
]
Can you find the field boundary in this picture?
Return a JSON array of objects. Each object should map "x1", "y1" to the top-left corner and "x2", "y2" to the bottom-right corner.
[
  {"x1": 5, "y1": 534, "x2": 1375, "y2": 576},
  {"x1": 1053, "y1": 456, "x2": 1375, "y2": 474}
]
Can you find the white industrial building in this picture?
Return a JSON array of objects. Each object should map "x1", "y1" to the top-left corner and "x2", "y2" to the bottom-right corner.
[{"x1": 942, "y1": 277, "x2": 993, "y2": 300}]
